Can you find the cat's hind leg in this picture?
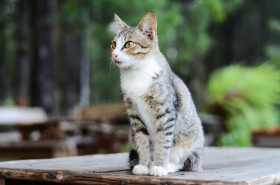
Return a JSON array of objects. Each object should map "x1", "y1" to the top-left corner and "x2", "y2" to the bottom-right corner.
[
  {"x1": 167, "y1": 147, "x2": 185, "y2": 173},
  {"x1": 129, "y1": 149, "x2": 139, "y2": 169},
  {"x1": 183, "y1": 147, "x2": 203, "y2": 172},
  {"x1": 168, "y1": 146, "x2": 203, "y2": 173},
  {"x1": 167, "y1": 162, "x2": 184, "y2": 173}
]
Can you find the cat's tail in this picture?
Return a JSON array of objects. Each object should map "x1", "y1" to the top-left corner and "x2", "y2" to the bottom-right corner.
[
  {"x1": 129, "y1": 149, "x2": 139, "y2": 169},
  {"x1": 183, "y1": 147, "x2": 203, "y2": 172}
]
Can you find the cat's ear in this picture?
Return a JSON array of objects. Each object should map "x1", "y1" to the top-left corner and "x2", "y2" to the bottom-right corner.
[
  {"x1": 137, "y1": 12, "x2": 157, "y2": 40},
  {"x1": 114, "y1": 14, "x2": 129, "y2": 32}
]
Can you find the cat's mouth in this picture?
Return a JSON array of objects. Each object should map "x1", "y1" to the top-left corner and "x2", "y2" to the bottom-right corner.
[{"x1": 114, "y1": 60, "x2": 122, "y2": 64}]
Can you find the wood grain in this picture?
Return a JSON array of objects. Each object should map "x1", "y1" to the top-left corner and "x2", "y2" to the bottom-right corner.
[
  {"x1": 0, "y1": 147, "x2": 279, "y2": 184},
  {"x1": 0, "y1": 179, "x2": 4, "y2": 185},
  {"x1": 0, "y1": 140, "x2": 76, "y2": 160}
]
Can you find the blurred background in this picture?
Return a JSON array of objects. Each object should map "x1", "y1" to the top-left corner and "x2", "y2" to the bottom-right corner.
[{"x1": 0, "y1": 0, "x2": 279, "y2": 160}]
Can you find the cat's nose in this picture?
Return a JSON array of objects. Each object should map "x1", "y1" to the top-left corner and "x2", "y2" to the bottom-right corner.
[{"x1": 113, "y1": 54, "x2": 118, "y2": 59}]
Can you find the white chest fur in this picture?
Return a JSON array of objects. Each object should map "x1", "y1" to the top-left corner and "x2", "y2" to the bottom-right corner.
[
  {"x1": 120, "y1": 57, "x2": 162, "y2": 97},
  {"x1": 120, "y1": 57, "x2": 162, "y2": 135}
]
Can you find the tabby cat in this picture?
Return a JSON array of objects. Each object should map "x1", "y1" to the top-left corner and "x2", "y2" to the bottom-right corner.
[{"x1": 111, "y1": 12, "x2": 204, "y2": 176}]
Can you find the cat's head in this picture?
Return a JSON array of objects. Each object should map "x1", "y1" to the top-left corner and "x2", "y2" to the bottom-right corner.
[{"x1": 111, "y1": 12, "x2": 159, "y2": 69}]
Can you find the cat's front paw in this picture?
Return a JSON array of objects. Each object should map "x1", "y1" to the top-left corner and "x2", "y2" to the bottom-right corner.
[
  {"x1": 132, "y1": 164, "x2": 149, "y2": 175},
  {"x1": 150, "y1": 166, "x2": 168, "y2": 176}
]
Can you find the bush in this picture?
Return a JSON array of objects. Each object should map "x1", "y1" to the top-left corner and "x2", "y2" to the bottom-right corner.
[{"x1": 207, "y1": 64, "x2": 280, "y2": 146}]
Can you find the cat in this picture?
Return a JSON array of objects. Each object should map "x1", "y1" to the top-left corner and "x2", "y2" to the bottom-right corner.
[{"x1": 111, "y1": 12, "x2": 204, "y2": 176}]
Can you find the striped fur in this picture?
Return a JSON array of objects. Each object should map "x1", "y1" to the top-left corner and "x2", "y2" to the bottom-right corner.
[{"x1": 111, "y1": 12, "x2": 204, "y2": 176}]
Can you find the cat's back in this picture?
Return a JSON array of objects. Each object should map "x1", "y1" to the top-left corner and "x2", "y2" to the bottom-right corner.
[{"x1": 171, "y1": 72, "x2": 201, "y2": 120}]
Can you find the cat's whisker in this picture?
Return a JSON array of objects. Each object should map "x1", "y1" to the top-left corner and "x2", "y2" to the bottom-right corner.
[{"x1": 107, "y1": 57, "x2": 117, "y2": 73}]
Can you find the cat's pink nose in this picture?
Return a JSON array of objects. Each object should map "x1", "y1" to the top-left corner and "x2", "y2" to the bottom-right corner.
[{"x1": 113, "y1": 54, "x2": 118, "y2": 58}]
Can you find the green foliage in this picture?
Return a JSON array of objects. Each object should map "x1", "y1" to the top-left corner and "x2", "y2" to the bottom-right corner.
[
  {"x1": 0, "y1": 96, "x2": 15, "y2": 106},
  {"x1": 59, "y1": 0, "x2": 244, "y2": 103},
  {"x1": 172, "y1": 0, "x2": 243, "y2": 76},
  {"x1": 207, "y1": 64, "x2": 280, "y2": 146},
  {"x1": 122, "y1": 142, "x2": 132, "y2": 152},
  {"x1": 269, "y1": 19, "x2": 280, "y2": 33},
  {"x1": 0, "y1": 0, "x2": 17, "y2": 99},
  {"x1": 265, "y1": 19, "x2": 280, "y2": 66},
  {"x1": 60, "y1": 0, "x2": 183, "y2": 103},
  {"x1": 266, "y1": 45, "x2": 280, "y2": 66}
]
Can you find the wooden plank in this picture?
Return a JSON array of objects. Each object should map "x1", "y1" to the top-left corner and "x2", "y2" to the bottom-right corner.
[
  {"x1": 0, "y1": 107, "x2": 47, "y2": 125},
  {"x1": 0, "y1": 179, "x2": 5, "y2": 185},
  {"x1": 75, "y1": 103, "x2": 127, "y2": 120},
  {"x1": 252, "y1": 127, "x2": 280, "y2": 147},
  {"x1": 0, "y1": 153, "x2": 127, "y2": 171},
  {"x1": 6, "y1": 179, "x2": 69, "y2": 185},
  {"x1": 0, "y1": 140, "x2": 76, "y2": 160},
  {"x1": 0, "y1": 147, "x2": 279, "y2": 184},
  {"x1": 0, "y1": 132, "x2": 21, "y2": 143}
]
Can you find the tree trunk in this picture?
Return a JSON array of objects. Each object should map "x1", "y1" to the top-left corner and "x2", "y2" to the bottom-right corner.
[
  {"x1": 80, "y1": 10, "x2": 90, "y2": 107},
  {"x1": 53, "y1": 0, "x2": 88, "y2": 115},
  {"x1": 0, "y1": 30, "x2": 6, "y2": 103},
  {"x1": 61, "y1": 20, "x2": 81, "y2": 115},
  {"x1": 0, "y1": 1, "x2": 8, "y2": 103},
  {"x1": 16, "y1": 0, "x2": 31, "y2": 106},
  {"x1": 53, "y1": 0, "x2": 65, "y2": 114},
  {"x1": 29, "y1": 0, "x2": 54, "y2": 114}
]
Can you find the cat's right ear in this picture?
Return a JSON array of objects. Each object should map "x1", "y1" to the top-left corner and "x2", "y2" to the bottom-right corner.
[
  {"x1": 137, "y1": 12, "x2": 157, "y2": 40},
  {"x1": 114, "y1": 14, "x2": 129, "y2": 32}
]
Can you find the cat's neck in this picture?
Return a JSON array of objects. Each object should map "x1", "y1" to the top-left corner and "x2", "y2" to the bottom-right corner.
[
  {"x1": 120, "y1": 53, "x2": 163, "y2": 76},
  {"x1": 120, "y1": 54, "x2": 163, "y2": 96}
]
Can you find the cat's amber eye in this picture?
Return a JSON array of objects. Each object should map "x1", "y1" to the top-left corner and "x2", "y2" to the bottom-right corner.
[
  {"x1": 111, "y1": 41, "x2": 116, "y2": 49},
  {"x1": 124, "y1": 41, "x2": 134, "y2": 48}
]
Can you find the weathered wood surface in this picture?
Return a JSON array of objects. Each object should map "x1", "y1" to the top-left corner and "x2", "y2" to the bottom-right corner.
[
  {"x1": 0, "y1": 147, "x2": 280, "y2": 185},
  {"x1": 0, "y1": 140, "x2": 77, "y2": 160}
]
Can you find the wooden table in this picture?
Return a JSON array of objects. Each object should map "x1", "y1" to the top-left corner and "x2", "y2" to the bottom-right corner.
[{"x1": 0, "y1": 147, "x2": 279, "y2": 185}]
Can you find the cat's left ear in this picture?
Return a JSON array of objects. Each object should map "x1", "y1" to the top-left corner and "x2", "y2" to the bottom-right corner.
[
  {"x1": 114, "y1": 14, "x2": 129, "y2": 32},
  {"x1": 137, "y1": 12, "x2": 157, "y2": 40}
]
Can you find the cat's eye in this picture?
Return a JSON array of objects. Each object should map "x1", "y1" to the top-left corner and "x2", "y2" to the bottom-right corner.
[
  {"x1": 111, "y1": 41, "x2": 116, "y2": 49},
  {"x1": 124, "y1": 41, "x2": 134, "y2": 48}
]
